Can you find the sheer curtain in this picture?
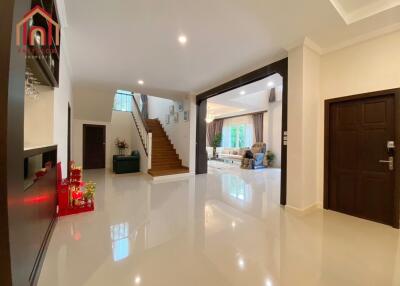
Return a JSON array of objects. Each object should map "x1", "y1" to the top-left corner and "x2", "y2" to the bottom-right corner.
[{"x1": 221, "y1": 115, "x2": 254, "y2": 148}]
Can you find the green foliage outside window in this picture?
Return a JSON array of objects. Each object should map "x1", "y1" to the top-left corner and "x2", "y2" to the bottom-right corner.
[{"x1": 230, "y1": 124, "x2": 247, "y2": 148}]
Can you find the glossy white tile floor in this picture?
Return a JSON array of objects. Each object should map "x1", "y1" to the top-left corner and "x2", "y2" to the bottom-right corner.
[{"x1": 38, "y1": 167, "x2": 400, "y2": 286}]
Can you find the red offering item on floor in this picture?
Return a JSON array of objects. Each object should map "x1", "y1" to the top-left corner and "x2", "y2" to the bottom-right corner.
[{"x1": 57, "y1": 162, "x2": 95, "y2": 217}]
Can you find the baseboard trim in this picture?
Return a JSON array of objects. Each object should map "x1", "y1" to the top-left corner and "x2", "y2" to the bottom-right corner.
[
  {"x1": 30, "y1": 214, "x2": 57, "y2": 286},
  {"x1": 285, "y1": 203, "x2": 321, "y2": 215},
  {"x1": 151, "y1": 172, "x2": 194, "y2": 183}
]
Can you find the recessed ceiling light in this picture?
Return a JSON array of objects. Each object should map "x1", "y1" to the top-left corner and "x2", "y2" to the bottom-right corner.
[
  {"x1": 268, "y1": 81, "x2": 274, "y2": 87},
  {"x1": 238, "y1": 257, "x2": 245, "y2": 270},
  {"x1": 240, "y1": 90, "x2": 246, "y2": 95},
  {"x1": 178, "y1": 35, "x2": 188, "y2": 45},
  {"x1": 265, "y1": 279, "x2": 273, "y2": 286},
  {"x1": 134, "y1": 275, "x2": 141, "y2": 285},
  {"x1": 138, "y1": 80, "x2": 144, "y2": 85}
]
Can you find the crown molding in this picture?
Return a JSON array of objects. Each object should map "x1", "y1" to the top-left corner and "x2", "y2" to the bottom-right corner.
[
  {"x1": 286, "y1": 23, "x2": 400, "y2": 57},
  {"x1": 329, "y1": 0, "x2": 400, "y2": 25},
  {"x1": 322, "y1": 23, "x2": 400, "y2": 54},
  {"x1": 285, "y1": 37, "x2": 323, "y2": 55}
]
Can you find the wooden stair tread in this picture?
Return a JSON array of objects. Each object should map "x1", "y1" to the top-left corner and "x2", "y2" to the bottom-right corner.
[{"x1": 145, "y1": 118, "x2": 188, "y2": 177}]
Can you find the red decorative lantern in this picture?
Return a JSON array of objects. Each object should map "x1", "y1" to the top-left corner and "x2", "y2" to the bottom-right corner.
[{"x1": 57, "y1": 162, "x2": 94, "y2": 216}]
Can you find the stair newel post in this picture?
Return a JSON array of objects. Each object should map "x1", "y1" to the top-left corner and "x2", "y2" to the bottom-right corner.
[{"x1": 148, "y1": 132, "x2": 152, "y2": 170}]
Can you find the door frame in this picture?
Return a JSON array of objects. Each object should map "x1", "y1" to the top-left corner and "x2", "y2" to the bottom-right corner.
[
  {"x1": 195, "y1": 58, "x2": 288, "y2": 205},
  {"x1": 67, "y1": 103, "x2": 71, "y2": 177},
  {"x1": 83, "y1": 124, "x2": 106, "y2": 169},
  {"x1": 324, "y1": 88, "x2": 400, "y2": 228}
]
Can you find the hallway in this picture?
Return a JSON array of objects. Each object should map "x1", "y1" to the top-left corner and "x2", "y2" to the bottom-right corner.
[{"x1": 38, "y1": 168, "x2": 400, "y2": 286}]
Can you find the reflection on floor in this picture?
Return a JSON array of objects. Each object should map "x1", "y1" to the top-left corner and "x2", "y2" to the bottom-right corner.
[
  {"x1": 208, "y1": 159, "x2": 239, "y2": 170},
  {"x1": 38, "y1": 168, "x2": 400, "y2": 286}
]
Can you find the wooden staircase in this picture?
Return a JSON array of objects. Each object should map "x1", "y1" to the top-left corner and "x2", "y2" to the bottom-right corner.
[{"x1": 146, "y1": 119, "x2": 189, "y2": 177}]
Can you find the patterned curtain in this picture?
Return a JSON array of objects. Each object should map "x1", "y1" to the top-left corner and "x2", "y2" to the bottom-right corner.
[
  {"x1": 207, "y1": 119, "x2": 224, "y2": 146},
  {"x1": 252, "y1": 113, "x2": 264, "y2": 143}
]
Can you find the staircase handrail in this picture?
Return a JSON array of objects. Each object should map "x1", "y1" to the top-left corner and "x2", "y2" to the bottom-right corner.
[{"x1": 130, "y1": 95, "x2": 152, "y2": 169}]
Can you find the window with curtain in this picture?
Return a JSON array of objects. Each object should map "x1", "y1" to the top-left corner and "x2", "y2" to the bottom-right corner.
[
  {"x1": 230, "y1": 125, "x2": 247, "y2": 147},
  {"x1": 222, "y1": 116, "x2": 253, "y2": 148},
  {"x1": 113, "y1": 90, "x2": 133, "y2": 112}
]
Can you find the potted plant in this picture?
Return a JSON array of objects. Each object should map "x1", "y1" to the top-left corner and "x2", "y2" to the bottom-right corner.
[
  {"x1": 211, "y1": 133, "x2": 222, "y2": 159},
  {"x1": 83, "y1": 181, "x2": 96, "y2": 207},
  {"x1": 115, "y1": 138, "x2": 129, "y2": 155},
  {"x1": 266, "y1": 150, "x2": 275, "y2": 167}
]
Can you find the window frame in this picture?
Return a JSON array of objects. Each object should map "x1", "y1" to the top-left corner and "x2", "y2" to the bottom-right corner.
[{"x1": 113, "y1": 90, "x2": 133, "y2": 112}]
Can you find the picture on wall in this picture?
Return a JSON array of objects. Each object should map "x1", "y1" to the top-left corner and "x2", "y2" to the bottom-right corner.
[
  {"x1": 177, "y1": 102, "x2": 184, "y2": 112},
  {"x1": 173, "y1": 112, "x2": 179, "y2": 123},
  {"x1": 165, "y1": 114, "x2": 170, "y2": 124},
  {"x1": 183, "y1": 111, "x2": 190, "y2": 122},
  {"x1": 169, "y1": 105, "x2": 175, "y2": 115}
]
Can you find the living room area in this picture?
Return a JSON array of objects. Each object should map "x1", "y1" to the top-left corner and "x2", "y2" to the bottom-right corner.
[{"x1": 206, "y1": 74, "x2": 283, "y2": 172}]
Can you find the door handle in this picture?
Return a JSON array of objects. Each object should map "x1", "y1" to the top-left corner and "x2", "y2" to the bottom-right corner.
[{"x1": 379, "y1": 156, "x2": 394, "y2": 171}]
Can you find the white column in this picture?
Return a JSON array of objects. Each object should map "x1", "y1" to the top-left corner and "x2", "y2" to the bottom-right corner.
[{"x1": 287, "y1": 43, "x2": 321, "y2": 210}]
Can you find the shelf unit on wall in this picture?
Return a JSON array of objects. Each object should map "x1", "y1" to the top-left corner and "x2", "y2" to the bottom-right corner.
[{"x1": 26, "y1": 0, "x2": 60, "y2": 87}]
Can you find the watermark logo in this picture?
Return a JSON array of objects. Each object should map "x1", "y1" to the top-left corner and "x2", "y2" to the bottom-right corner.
[{"x1": 16, "y1": 5, "x2": 60, "y2": 56}]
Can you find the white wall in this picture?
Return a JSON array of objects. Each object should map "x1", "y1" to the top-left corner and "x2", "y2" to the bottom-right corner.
[
  {"x1": 287, "y1": 44, "x2": 320, "y2": 210},
  {"x1": 110, "y1": 111, "x2": 135, "y2": 155},
  {"x1": 189, "y1": 96, "x2": 197, "y2": 173},
  {"x1": 147, "y1": 96, "x2": 191, "y2": 167},
  {"x1": 24, "y1": 85, "x2": 54, "y2": 148},
  {"x1": 73, "y1": 84, "x2": 115, "y2": 122},
  {"x1": 302, "y1": 45, "x2": 320, "y2": 208},
  {"x1": 321, "y1": 31, "x2": 400, "y2": 101},
  {"x1": 267, "y1": 101, "x2": 282, "y2": 167},
  {"x1": 53, "y1": 44, "x2": 73, "y2": 175},
  {"x1": 72, "y1": 111, "x2": 137, "y2": 170},
  {"x1": 287, "y1": 45, "x2": 305, "y2": 209}
]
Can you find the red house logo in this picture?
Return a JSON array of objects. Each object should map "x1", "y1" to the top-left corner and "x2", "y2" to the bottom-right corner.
[{"x1": 16, "y1": 5, "x2": 60, "y2": 47}]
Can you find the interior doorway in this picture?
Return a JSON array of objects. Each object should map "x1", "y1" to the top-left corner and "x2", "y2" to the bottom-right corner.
[
  {"x1": 205, "y1": 74, "x2": 282, "y2": 173},
  {"x1": 324, "y1": 89, "x2": 400, "y2": 228},
  {"x1": 83, "y1": 124, "x2": 106, "y2": 169},
  {"x1": 196, "y1": 58, "x2": 288, "y2": 205}
]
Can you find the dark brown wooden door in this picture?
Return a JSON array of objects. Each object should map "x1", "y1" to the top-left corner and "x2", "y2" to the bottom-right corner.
[
  {"x1": 329, "y1": 95, "x2": 395, "y2": 225},
  {"x1": 83, "y1": 124, "x2": 106, "y2": 169}
]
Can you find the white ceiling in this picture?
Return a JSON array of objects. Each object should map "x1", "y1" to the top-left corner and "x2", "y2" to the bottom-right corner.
[
  {"x1": 60, "y1": 0, "x2": 400, "y2": 111},
  {"x1": 208, "y1": 74, "x2": 282, "y2": 118}
]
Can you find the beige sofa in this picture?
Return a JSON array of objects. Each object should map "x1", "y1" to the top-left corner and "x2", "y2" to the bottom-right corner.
[{"x1": 207, "y1": 147, "x2": 249, "y2": 162}]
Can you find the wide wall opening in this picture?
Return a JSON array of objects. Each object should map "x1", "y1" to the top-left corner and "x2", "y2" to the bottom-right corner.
[{"x1": 196, "y1": 59, "x2": 288, "y2": 205}]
